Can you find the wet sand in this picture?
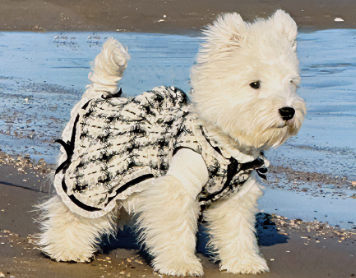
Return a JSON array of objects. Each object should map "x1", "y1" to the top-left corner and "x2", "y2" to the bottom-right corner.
[
  {"x1": 1, "y1": 0, "x2": 356, "y2": 277},
  {"x1": 0, "y1": 0, "x2": 355, "y2": 34}
]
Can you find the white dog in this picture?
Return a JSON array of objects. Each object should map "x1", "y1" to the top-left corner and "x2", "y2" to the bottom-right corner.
[{"x1": 38, "y1": 10, "x2": 306, "y2": 276}]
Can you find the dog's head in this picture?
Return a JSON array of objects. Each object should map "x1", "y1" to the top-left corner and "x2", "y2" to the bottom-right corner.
[{"x1": 191, "y1": 10, "x2": 306, "y2": 153}]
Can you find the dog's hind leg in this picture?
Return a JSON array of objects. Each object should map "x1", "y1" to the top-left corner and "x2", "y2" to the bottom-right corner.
[
  {"x1": 37, "y1": 195, "x2": 116, "y2": 262},
  {"x1": 204, "y1": 174, "x2": 269, "y2": 274},
  {"x1": 136, "y1": 149, "x2": 208, "y2": 276}
]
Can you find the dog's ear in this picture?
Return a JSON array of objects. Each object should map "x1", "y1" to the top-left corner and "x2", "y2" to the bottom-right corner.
[
  {"x1": 271, "y1": 10, "x2": 298, "y2": 48},
  {"x1": 203, "y1": 13, "x2": 247, "y2": 47}
]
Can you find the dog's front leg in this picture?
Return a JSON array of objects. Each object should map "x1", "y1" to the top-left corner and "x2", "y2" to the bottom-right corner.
[
  {"x1": 204, "y1": 174, "x2": 269, "y2": 274},
  {"x1": 136, "y1": 149, "x2": 208, "y2": 276}
]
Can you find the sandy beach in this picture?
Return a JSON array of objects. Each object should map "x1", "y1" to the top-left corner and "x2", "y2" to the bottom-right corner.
[
  {"x1": 0, "y1": 1, "x2": 356, "y2": 277},
  {"x1": 0, "y1": 157, "x2": 355, "y2": 277},
  {"x1": 0, "y1": 0, "x2": 356, "y2": 33}
]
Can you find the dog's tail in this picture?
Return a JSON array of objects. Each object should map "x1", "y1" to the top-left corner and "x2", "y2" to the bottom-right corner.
[{"x1": 84, "y1": 38, "x2": 130, "y2": 99}]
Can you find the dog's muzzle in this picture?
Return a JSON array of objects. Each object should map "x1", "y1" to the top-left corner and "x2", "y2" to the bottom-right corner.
[{"x1": 279, "y1": 107, "x2": 295, "y2": 121}]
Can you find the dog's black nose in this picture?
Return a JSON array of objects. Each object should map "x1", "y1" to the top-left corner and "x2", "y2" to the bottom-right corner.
[{"x1": 279, "y1": 107, "x2": 295, "y2": 121}]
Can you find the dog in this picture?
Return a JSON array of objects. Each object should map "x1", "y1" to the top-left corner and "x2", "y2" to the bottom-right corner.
[{"x1": 37, "y1": 10, "x2": 306, "y2": 276}]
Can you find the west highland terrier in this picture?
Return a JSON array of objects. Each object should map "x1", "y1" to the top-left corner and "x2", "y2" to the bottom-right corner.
[{"x1": 38, "y1": 10, "x2": 306, "y2": 276}]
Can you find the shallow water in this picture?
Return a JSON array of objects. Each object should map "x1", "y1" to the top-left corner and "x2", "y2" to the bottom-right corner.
[
  {"x1": 271, "y1": 29, "x2": 356, "y2": 182},
  {"x1": 259, "y1": 185, "x2": 356, "y2": 228},
  {"x1": 0, "y1": 30, "x2": 355, "y2": 228}
]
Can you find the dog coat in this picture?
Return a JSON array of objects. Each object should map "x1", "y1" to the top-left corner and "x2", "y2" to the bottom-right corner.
[{"x1": 54, "y1": 86, "x2": 268, "y2": 218}]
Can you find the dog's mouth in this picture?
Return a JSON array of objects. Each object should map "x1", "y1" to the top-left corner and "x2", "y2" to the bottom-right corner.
[
  {"x1": 275, "y1": 118, "x2": 294, "y2": 129},
  {"x1": 277, "y1": 123, "x2": 287, "y2": 128}
]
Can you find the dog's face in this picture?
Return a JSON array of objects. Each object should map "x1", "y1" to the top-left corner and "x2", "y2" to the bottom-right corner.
[{"x1": 191, "y1": 10, "x2": 306, "y2": 152}]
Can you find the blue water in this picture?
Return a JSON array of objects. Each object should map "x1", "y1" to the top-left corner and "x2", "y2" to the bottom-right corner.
[
  {"x1": 0, "y1": 32, "x2": 200, "y2": 162},
  {"x1": 0, "y1": 30, "x2": 355, "y2": 227}
]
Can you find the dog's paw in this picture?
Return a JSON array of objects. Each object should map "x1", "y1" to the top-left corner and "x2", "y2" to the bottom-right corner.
[
  {"x1": 52, "y1": 252, "x2": 93, "y2": 263},
  {"x1": 41, "y1": 243, "x2": 93, "y2": 263},
  {"x1": 153, "y1": 257, "x2": 204, "y2": 277},
  {"x1": 57, "y1": 255, "x2": 93, "y2": 263},
  {"x1": 220, "y1": 255, "x2": 269, "y2": 274}
]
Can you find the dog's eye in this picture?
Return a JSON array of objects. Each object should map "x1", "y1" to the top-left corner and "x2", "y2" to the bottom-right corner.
[
  {"x1": 249, "y1": 81, "x2": 261, "y2": 89},
  {"x1": 290, "y1": 76, "x2": 301, "y2": 86},
  {"x1": 290, "y1": 79, "x2": 300, "y2": 88}
]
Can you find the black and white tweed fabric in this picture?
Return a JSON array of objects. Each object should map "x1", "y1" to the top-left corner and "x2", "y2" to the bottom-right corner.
[
  {"x1": 175, "y1": 115, "x2": 268, "y2": 207},
  {"x1": 54, "y1": 86, "x2": 268, "y2": 218}
]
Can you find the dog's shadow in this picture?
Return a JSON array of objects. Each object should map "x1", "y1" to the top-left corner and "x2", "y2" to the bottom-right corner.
[
  {"x1": 99, "y1": 212, "x2": 288, "y2": 260},
  {"x1": 254, "y1": 212, "x2": 289, "y2": 246}
]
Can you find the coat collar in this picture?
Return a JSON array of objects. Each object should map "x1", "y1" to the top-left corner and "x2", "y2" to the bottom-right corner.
[{"x1": 199, "y1": 122, "x2": 270, "y2": 167}]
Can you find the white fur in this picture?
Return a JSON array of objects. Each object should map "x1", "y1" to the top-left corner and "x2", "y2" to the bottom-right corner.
[
  {"x1": 37, "y1": 195, "x2": 117, "y2": 262},
  {"x1": 86, "y1": 38, "x2": 130, "y2": 97},
  {"x1": 204, "y1": 174, "x2": 268, "y2": 274},
  {"x1": 191, "y1": 9, "x2": 306, "y2": 155},
  {"x1": 38, "y1": 10, "x2": 306, "y2": 276},
  {"x1": 136, "y1": 174, "x2": 203, "y2": 276}
]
